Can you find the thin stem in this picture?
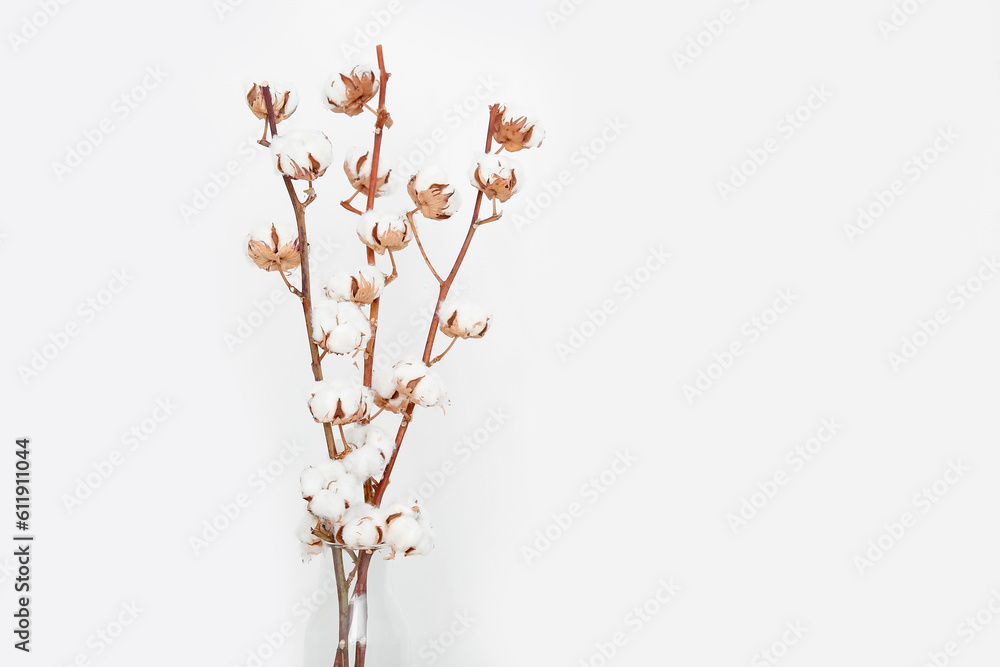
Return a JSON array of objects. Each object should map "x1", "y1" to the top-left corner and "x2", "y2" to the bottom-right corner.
[
  {"x1": 328, "y1": 546, "x2": 349, "y2": 667},
  {"x1": 262, "y1": 85, "x2": 338, "y2": 459},
  {"x1": 341, "y1": 189, "x2": 364, "y2": 215},
  {"x1": 384, "y1": 250, "x2": 398, "y2": 285},
  {"x1": 338, "y1": 424, "x2": 350, "y2": 453},
  {"x1": 362, "y1": 45, "x2": 391, "y2": 393},
  {"x1": 372, "y1": 105, "x2": 499, "y2": 509},
  {"x1": 276, "y1": 268, "x2": 302, "y2": 297},
  {"x1": 407, "y1": 212, "x2": 443, "y2": 283},
  {"x1": 430, "y1": 337, "x2": 457, "y2": 365}
]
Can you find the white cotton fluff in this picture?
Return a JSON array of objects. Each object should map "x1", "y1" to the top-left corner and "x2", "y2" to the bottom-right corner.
[
  {"x1": 271, "y1": 130, "x2": 333, "y2": 179},
  {"x1": 345, "y1": 145, "x2": 394, "y2": 193},
  {"x1": 326, "y1": 475, "x2": 365, "y2": 509},
  {"x1": 339, "y1": 505, "x2": 386, "y2": 549},
  {"x1": 392, "y1": 359, "x2": 447, "y2": 408},
  {"x1": 469, "y1": 153, "x2": 520, "y2": 192},
  {"x1": 383, "y1": 502, "x2": 433, "y2": 556},
  {"x1": 325, "y1": 65, "x2": 378, "y2": 107},
  {"x1": 308, "y1": 380, "x2": 372, "y2": 423},
  {"x1": 357, "y1": 210, "x2": 410, "y2": 252},
  {"x1": 309, "y1": 489, "x2": 347, "y2": 523},
  {"x1": 343, "y1": 445, "x2": 387, "y2": 481},
  {"x1": 297, "y1": 513, "x2": 321, "y2": 545},
  {"x1": 312, "y1": 302, "x2": 371, "y2": 355},
  {"x1": 384, "y1": 514, "x2": 422, "y2": 553},
  {"x1": 363, "y1": 426, "x2": 393, "y2": 459},
  {"x1": 324, "y1": 266, "x2": 385, "y2": 303},
  {"x1": 298, "y1": 513, "x2": 324, "y2": 562},
  {"x1": 300, "y1": 466, "x2": 328, "y2": 499},
  {"x1": 248, "y1": 221, "x2": 297, "y2": 247},
  {"x1": 372, "y1": 365, "x2": 398, "y2": 400},
  {"x1": 314, "y1": 459, "x2": 348, "y2": 483},
  {"x1": 438, "y1": 301, "x2": 491, "y2": 338}
]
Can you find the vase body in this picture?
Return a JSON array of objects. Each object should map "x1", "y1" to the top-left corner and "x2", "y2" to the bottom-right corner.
[{"x1": 304, "y1": 548, "x2": 409, "y2": 667}]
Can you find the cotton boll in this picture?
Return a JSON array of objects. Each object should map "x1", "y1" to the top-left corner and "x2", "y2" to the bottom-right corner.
[
  {"x1": 308, "y1": 380, "x2": 373, "y2": 424},
  {"x1": 343, "y1": 145, "x2": 393, "y2": 196},
  {"x1": 312, "y1": 302, "x2": 371, "y2": 355},
  {"x1": 271, "y1": 130, "x2": 333, "y2": 181},
  {"x1": 246, "y1": 223, "x2": 301, "y2": 273},
  {"x1": 357, "y1": 210, "x2": 412, "y2": 255},
  {"x1": 407, "y1": 166, "x2": 461, "y2": 220},
  {"x1": 314, "y1": 459, "x2": 348, "y2": 484},
  {"x1": 324, "y1": 66, "x2": 379, "y2": 116},
  {"x1": 297, "y1": 513, "x2": 322, "y2": 545},
  {"x1": 309, "y1": 489, "x2": 347, "y2": 524},
  {"x1": 384, "y1": 514, "x2": 423, "y2": 556},
  {"x1": 469, "y1": 153, "x2": 521, "y2": 203},
  {"x1": 372, "y1": 366, "x2": 407, "y2": 414},
  {"x1": 393, "y1": 359, "x2": 447, "y2": 408},
  {"x1": 301, "y1": 466, "x2": 327, "y2": 499},
  {"x1": 364, "y1": 426, "x2": 393, "y2": 459},
  {"x1": 409, "y1": 528, "x2": 435, "y2": 557},
  {"x1": 298, "y1": 513, "x2": 325, "y2": 562},
  {"x1": 324, "y1": 266, "x2": 385, "y2": 304},
  {"x1": 326, "y1": 474, "x2": 365, "y2": 509},
  {"x1": 492, "y1": 105, "x2": 545, "y2": 152},
  {"x1": 343, "y1": 445, "x2": 387, "y2": 481},
  {"x1": 338, "y1": 505, "x2": 386, "y2": 549},
  {"x1": 438, "y1": 301, "x2": 491, "y2": 339},
  {"x1": 246, "y1": 82, "x2": 298, "y2": 123}
]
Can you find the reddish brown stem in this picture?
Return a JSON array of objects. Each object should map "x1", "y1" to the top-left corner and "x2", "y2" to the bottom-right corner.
[
  {"x1": 370, "y1": 105, "x2": 500, "y2": 511},
  {"x1": 362, "y1": 45, "x2": 391, "y2": 393},
  {"x1": 262, "y1": 86, "x2": 337, "y2": 459}
]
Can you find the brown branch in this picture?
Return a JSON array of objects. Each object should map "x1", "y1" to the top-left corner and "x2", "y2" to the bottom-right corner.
[
  {"x1": 361, "y1": 45, "x2": 391, "y2": 393},
  {"x1": 262, "y1": 87, "x2": 338, "y2": 459},
  {"x1": 371, "y1": 105, "x2": 499, "y2": 509}
]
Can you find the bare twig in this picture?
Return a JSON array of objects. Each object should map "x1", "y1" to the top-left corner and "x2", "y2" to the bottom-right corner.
[
  {"x1": 430, "y1": 337, "x2": 457, "y2": 365},
  {"x1": 406, "y1": 211, "x2": 443, "y2": 284},
  {"x1": 277, "y1": 269, "x2": 302, "y2": 297}
]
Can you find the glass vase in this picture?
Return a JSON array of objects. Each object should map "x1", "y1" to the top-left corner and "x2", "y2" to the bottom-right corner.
[{"x1": 304, "y1": 546, "x2": 409, "y2": 667}]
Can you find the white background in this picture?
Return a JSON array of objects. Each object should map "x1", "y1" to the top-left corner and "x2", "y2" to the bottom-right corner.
[{"x1": 3, "y1": 0, "x2": 1000, "y2": 665}]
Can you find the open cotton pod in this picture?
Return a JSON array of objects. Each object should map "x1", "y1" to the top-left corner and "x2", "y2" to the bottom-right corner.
[
  {"x1": 271, "y1": 130, "x2": 333, "y2": 181},
  {"x1": 324, "y1": 65, "x2": 379, "y2": 116},
  {"x1": 307, "y1": 380, "x2": 373, "y2": 425},
  {"x1": 357, "y1": 210, "x2": 412, "y2": 254},
  {"x1": 312, "y1": 302, "x2": 371, "y2": 355},
  {"x1": 438, "y1": 301, "x2": 491, "y2": 339},
  {"x1": 324, "y1": 266, "x2": 385, "y2": 305},
  {"x1": 344, "y1": 146, "x2": 392, "y2": 197},
  {"x1": 246, "y1": 82, "x2": 298, "y2": 123},
  {"x1": 470, "y1": 153, "x2": 520, "y2": 202},
  {"x1": 246, "y1": 223, "x2": 301, "y2": 273},
  {"x1": 407, "y1": 167, "x2": 461, "y2": 220},
  {"x1": 491, "y1": 104, "x2": 545, "y2": 152}
]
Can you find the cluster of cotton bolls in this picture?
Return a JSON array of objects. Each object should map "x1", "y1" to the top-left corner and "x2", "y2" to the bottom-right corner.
[
  {"x1": 297, "y1": 425, "x2": 434, "y2": 560},
  {"x1": 243, "y1": 73, "x2": 545, "y2": 567}
]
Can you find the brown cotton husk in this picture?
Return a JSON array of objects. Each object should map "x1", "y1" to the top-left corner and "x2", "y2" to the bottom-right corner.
[
  {"x1": 407, "y1": 176, "x2": 457, "y2": 220},
  {"x1": 247, "y1": 84, "x2": 296, "y2": 122},
  {"x1": 248, "y1": 225, "x2": 301, "y2": 272},
  {"x1": 327, "y1": 70, "x2": 379, "y2": 116},
  {"x1": 492, "y1": 110, "x2": 540, "y2": 152}
]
